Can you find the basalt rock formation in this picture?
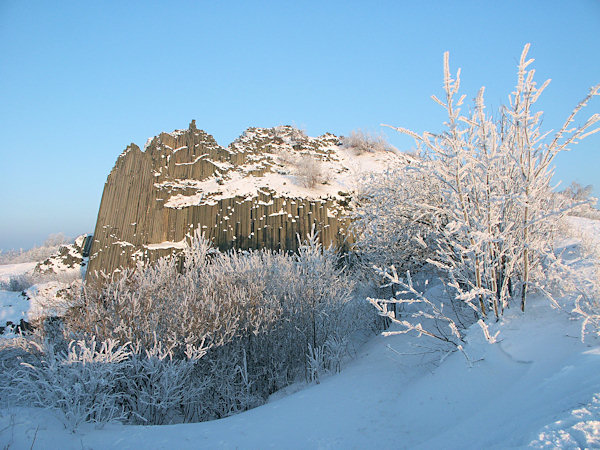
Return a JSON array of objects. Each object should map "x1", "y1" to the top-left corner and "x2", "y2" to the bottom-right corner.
[{"x1": 86, "y1": 121, "x2": 396, "y2": 278}]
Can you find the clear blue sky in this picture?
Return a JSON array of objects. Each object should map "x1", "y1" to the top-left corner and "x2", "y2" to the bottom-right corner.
[{"x1": 1, "y1": 0, "x2": 599, "y2": 250}]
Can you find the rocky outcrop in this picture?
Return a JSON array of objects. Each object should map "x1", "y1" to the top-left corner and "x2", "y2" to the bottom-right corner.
[
  {"x1": 86, "y1": 122, "x2": 396, "y2": 278},
  {"x1": 35, "y1": 234, "x2": 92, "y2": 276}
]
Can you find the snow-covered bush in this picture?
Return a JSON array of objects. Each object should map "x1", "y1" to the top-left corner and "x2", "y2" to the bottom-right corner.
[
  {"x1": 0, "y1": 334, "x2": 210, "y2": 429},
  {"x1": 275, "y1": 146, "x2": 329, "y2": 188},
  {"x1": 2, "y1": 229, "x2": 371, "y2": 428},
  {"x1": 306, "y1": 336, "x2": 349, "y2": 384},
  {"x1": 564, "y1": 218, "x2": 600, "y2": 340},
  {"x1": 295, "y1": 154, "x2": 328, "y2": 188},
  {"x1": 270, "y1": 125, "x2": 307, "y2": 145},
  {"x1": 67, "y1": 257, "x2": 209, "y2": 357},
  {"x1": 341, "y1": 130, "x2": 392, "y2": 154},
  {"x1": 2, "y1": 337, "x2": 130, "y2": 432},
  {"x1": 363, "y1": 44, "x2": 599, "y2": 345},
  {"x1": 123, "y1": 342, "x2": 208, "y2": 425},
  {"x1": 351, "y1": 160, "x2": 441, "y2": 278},
  {"x1": 43, "y1": 232, "x2": 72, "y2": 248},
  {"x1": 0, "y1": 273, "x2": 34, "y2": 291}
]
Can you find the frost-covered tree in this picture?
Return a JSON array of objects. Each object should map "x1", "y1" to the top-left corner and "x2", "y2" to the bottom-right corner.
[
  {"x1": 362, "y1": 44, "x2": 598, "y2": 344},
  {"x1": 562, "y1": 182, "x2": 594, "y2": 202}
]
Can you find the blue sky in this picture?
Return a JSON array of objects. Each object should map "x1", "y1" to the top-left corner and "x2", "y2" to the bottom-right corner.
[{"x1": 1, "y1": 0, "x2": 599, "y2": 250}]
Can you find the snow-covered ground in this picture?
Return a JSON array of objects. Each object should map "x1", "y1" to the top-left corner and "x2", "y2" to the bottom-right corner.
[
  {"x1": 1, "y1": 217, "x2": 599, "y2": 449},
  {"x1": 0, "y1": 291, "x2": 28, "y2": 325},
  {"x1": 0, "y1": 260, "x2": 81, "y2": 329},
  {"x1": 0, "y1": 262, "x2": 37, "y2": 285},
  {"x1": 0, "y1": 262, "x2": 36, "y2": 327}
]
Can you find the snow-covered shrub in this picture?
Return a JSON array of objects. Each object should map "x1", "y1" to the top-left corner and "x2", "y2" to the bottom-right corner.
[
  {"x1": 43, "y1": 232, "x2": 72, "y2": 248},
  {"x1": 42, "y1": 230, "x2": 368, "y2": 425},
  {"x1": 0, "y1": 273, "x2": 34, "y2": 291},
  {"x1": 193, "y1": 346, "x2": 263, "y2": 420},
  {"x1": 323, "y1": 335, "x2": 349, "y2": 374},
  {"x1": 66, "y1": 256, "x2": 215, "y2": 357},
  {"x1": 26, "y1": 280, "x2": 83, "y2": 324},
  {"x1": 290, "y1": 126, "x2": 308, "y2": 144},
  {"x1": 3, "y1": 337, "x2": 130, "y2": 432},
  {"x1": 0, "y1": 225, "x2": 371, "y2": 430},
  {"x1": 364, "y1": 44, "x2": 599, "y2": 345},
  {"x1": 0, "y1": 335, "x2": 38, "y2": 402},
  {"x1": 0, "y1": 334, "x2": 210, "y2": 429},
  {"x1": 186, "y1": 230, "x2": 359, "y2": 401},
  {"x1": 306, "y1": 336, "x2": 349, "y2": 384},
  {"x1": 351, "y1": 161, "x2": 441, "y2": 278},
  {"x1": 306, "y1": 343, "x2": 327, "y2": 384},
  {"x1": 123, "y1": 342, "x2": 208, "y2": 425},
  {"x1": 270, "y1": 125, "x2": 307, "y2": 145},
  {"x1": 564, "y1": 218, "x2": 600, "y2": 341},
  {"x1": 341, "y1": 129, "x2": 392, "y2": 154},
  {"x1": 276, "y1": 150, "x2": 329, "y2": 188},
  {"x1": 562, "y1": 182, "x2": 594, "y2": 202},
  {"x1": 295, "y1": 154, "x2": 328, "y2": 188}
]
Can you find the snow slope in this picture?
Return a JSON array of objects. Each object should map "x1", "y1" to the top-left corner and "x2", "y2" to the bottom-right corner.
[
  {"x1": 0, "y1": 263, "x2": 35, "y2": 327},
  {"x1": 0, "y1": 253, "x2": 83, "y2": 328},
  {"x1": 0, "y1": 262, "x2": 36, "y2": 285},
  {"x1": 1, "y1": 218, "x2": 599, "y2": 449},
  {"x1": 0, "y1": 291, "x2": 28, "y2": 324}
]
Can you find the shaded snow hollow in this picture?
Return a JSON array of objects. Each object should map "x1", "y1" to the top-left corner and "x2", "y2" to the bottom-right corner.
[{"x1": 1, "y1": 217, "x2": 599, "y2": 449}]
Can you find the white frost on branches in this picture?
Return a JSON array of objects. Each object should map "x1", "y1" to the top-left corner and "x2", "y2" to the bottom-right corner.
[
  {"x1": 358, "y1": 44, "x2": 599, "y2": 346},
  {"x1": 0, "y1": 229, "x2": 374, "y2": 428}
]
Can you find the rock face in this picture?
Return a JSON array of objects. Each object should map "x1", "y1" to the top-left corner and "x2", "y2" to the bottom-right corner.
[{"x1": 86, "y1": 122, "x2": 396, "y2": 278}]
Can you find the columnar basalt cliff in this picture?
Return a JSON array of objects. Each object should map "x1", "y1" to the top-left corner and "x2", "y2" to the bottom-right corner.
[
  {"x1": 87, "y1": 122, "x2": 396, "y2": 278},
  {"x1": 35, "y1": 234, "x2": 92, "y2": 276}
]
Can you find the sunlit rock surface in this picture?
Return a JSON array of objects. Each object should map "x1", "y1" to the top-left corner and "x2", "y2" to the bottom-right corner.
[{"x1": 87, "y1": 121, "x2": 396, "y2": 278}]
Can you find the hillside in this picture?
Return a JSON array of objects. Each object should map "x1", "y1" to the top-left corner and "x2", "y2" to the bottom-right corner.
[{"x1": 0, "y1": 236, "x2": 89, "y2": 331}]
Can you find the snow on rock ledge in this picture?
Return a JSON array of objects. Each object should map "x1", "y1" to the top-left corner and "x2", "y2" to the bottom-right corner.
[{"x1": 87, "y1": 122, "x2": 404, "y2": 278}]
